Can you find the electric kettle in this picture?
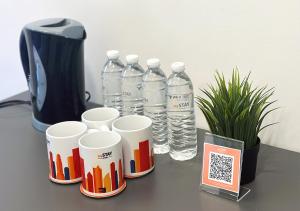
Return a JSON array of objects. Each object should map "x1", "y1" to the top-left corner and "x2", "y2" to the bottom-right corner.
[{"x1": 19, "y1": 18, "x2": 87, "y2": 132}]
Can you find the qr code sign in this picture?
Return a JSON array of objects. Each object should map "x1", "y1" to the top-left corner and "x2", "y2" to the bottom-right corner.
[{"x1": 208, "y1": 152, "x2": 234, "y2": 184}]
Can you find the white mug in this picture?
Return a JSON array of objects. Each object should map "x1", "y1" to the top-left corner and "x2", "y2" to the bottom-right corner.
[
  {"x1": 79, "y1": 131, "x2": 126, "y2": 198},
  {"x1": 112, "y1": 115, "x2": 155, "y2": 178},
  {"x1": 46, "y1": 121, "x2": 88, "y2": 184},
  {"x1": 81, "y1": 107, "x2": 119, "y2": 131}
]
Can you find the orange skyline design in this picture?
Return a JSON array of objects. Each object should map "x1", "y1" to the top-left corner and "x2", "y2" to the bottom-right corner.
[
  {"x1": 49, "y1": 148, "x2": 81, "y2": 181},
  {"x1": 130, "y1": 140, "x2": 154, "y2": 173},
  {"x1": 80, "y1": 158, "x2": 124, "y2": 193}
]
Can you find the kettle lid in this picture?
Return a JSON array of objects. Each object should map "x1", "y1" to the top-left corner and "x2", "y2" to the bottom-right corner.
[{"x1": 24, "y1": 18, "x2": 86, "y2": 39}]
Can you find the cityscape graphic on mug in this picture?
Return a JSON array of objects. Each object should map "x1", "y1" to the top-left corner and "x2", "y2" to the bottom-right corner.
[
  {"x1": 130, "y1": 140, "x2": 154, "y2": 173},
  {"x1": 49, "y1": 148, "x2": 81, "y2": 180},
  {"x1": 80, "y1": 158, "x2": 124, "y2": 193}
]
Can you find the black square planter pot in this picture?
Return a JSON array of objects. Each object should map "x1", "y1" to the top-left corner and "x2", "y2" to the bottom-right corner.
[{"x1": 240, "y1": 138, "x2": 260, "y2": 185}]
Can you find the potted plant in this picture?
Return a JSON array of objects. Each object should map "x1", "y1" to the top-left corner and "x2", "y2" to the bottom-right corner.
[{"x1": 195, "y1": 69, "x2": 278, "y2": 185}]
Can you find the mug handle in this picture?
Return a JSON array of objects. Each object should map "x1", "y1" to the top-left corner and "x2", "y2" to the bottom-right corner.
[
  {"x1": 97, "y1": 125, "x2": 110, "y2": 132},
  {"x1": 86, "y1": 125, "x2": 110, "y2": 133},
  {"x1": 87, "y1": 129, "x2": 99, "y2": 134}
]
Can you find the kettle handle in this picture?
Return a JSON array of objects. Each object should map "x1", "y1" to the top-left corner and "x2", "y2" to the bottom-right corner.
[{"x1": 19, "y1": 31, "x2": 30, "y2": 83}]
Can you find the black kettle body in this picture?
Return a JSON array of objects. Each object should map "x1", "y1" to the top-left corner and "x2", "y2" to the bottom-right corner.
[{"x1": 20, "y1": 18, "x2": 86, "y2": 132}]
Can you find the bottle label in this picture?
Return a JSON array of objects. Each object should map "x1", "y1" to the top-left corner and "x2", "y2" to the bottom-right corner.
[
  {"x1": 144, "y1": 89, "x2": 166, "y2": 106},
  {"x1": 122, "y1": 80, "x2": 143, "y2": 99},
  {"x1": 167, "y1": 93, "x2": 193, "y2": 111},
  {"x1": 103, "y1": 74, "x2": 122, "y2": 95}
]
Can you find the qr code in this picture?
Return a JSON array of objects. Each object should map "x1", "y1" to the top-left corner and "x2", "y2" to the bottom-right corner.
[{"x1": 208, "y1": 152, "x2": 234, "y2": 184}]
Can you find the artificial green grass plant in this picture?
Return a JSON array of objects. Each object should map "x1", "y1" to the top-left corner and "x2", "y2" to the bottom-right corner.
[{"x1": 195, "y1": 68, "x2": 278, "y2": 149}]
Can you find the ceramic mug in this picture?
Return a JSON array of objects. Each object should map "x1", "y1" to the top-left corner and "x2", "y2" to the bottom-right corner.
[
  {"x1": 81, "y1": 107, "x2": 120, "y2": 131},
  {"x1": 112, "y1": 115, "x2": 155, "y2": 178},
  {"x1": 46, "y1": 121, "x2": 89, "y2": 184},
  {"x1": 79, "y1": 131, "x2": 126, "y2": 198}
]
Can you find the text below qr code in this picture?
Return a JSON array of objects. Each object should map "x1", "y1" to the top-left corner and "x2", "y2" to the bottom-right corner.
[{"x1": 208, "y1": 152, "x2": 234, "y2": 184}]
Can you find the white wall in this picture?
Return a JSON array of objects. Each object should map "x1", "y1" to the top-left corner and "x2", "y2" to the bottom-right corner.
[{"x1": 1, "y1": 0, "x2": 300, "y2": 152}]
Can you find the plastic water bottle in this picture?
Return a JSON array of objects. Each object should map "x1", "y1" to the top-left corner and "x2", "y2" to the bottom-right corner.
[
  {"x1": 167, "y1": 62, "x2": 197, "y2": 161},
  {"x1": 101, "y1": 50, "x2": 124, "y2": 114},
  {"x1": 142, "y1": 58, "x2": 168, "y2": 154},
  {"x1": 122, "y1": 55, "x2": 144, "y2": 115}
]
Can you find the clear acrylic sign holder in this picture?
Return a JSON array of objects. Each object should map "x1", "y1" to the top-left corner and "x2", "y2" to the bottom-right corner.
[{"x1": 200, "y1": 133, "x2": 250, "y2": 202}]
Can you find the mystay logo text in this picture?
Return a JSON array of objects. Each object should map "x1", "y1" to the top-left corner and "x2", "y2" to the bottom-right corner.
[{"x1": 97, "y1": 151, "x2": 112, "y2": 159}]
